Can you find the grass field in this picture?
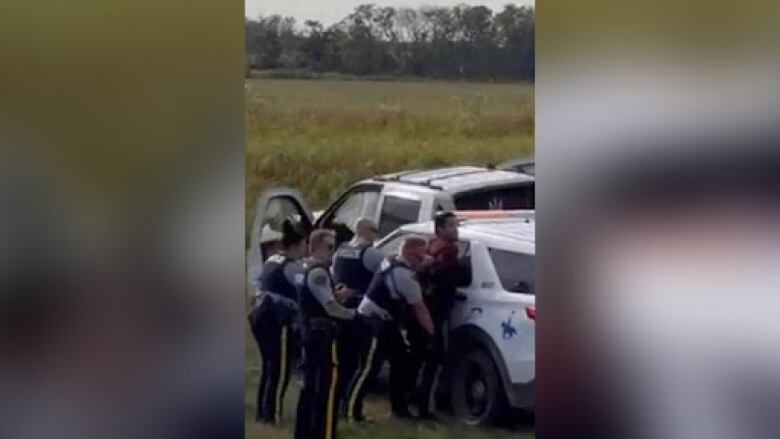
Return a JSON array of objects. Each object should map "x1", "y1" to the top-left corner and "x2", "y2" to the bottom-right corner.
[
  {"x1": 245, "y1": 78, "x2": 534, "y2": 438},
  {"x1": 245, "y1": 78, "x2": 534, "y2": 227},
  {"x1": 245, "y1": 334, "x2": 535, "y2": 439}
]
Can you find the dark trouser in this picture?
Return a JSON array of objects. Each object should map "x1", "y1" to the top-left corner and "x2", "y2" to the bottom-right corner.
[
  {"x1": 407, "y1": 318, "x2": 447, "y2": 416},
  {"x1": 344, "y1": 317, "x2": 410, "y2": 422},
  {"x1": 294, "y1": 318, "x2": 340, "y2": 439},
  {"x1": 336, "y1": 317, "x2": 361, "y2": 407},
  {"x1": 248, "y1": 300, "x2": 294, "y2": 424}
]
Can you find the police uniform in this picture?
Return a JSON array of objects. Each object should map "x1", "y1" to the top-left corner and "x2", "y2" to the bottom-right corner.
[
  {"x1": 294, "y1": 260, "x2": 354, "y2": 439},
  {"x1": 248, "y1": 253, "x2": 301, "y2": 424},
  {"x1": 408, "y1": 237, "x2": 461, "y2": 417},
  {"x1": 344, "y1": 257, "x2": 422, "y2": 422},
  {"x1": 331, "y1": 239, "x2": 383, "y2": 408}
]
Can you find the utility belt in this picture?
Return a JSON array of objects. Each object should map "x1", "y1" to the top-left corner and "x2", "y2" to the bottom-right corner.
[
  {"x1": 256, "y1": 292, "x2": 298, "y2": 326},
  {"x1": 356, "y1": 310, "x2": 398, "y2": 336},
  {"x1": 303, "y1": 316, "x2": 341, "y2": 339},
  {"x1": 259, "y1": 291, "x2": 299, "y2": 310}
]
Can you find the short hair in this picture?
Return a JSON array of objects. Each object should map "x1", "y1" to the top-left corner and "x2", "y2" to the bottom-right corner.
[
  {"x1": 401, "y1": 235, "x2": 428, "y2": 254},
  {"x1": 330, "y1": 222, "x2": 353, "y2": 248},
  {"x1": 309, "y1": 229, "x2": 335, "y2": 253},
  {"x1": 434, "y1": 211, "x2": 457, "y2": 233},
  {"x1": 281, "y1": 219, "x2": 306, "y2": 248},
  {"x1": 352, "y1": 217, "x2": 370, "y2": 231}
]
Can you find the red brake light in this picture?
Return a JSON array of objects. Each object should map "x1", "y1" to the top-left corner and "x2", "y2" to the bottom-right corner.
[{"x1": 525, "y1": 306, "x2": 536, "y2": 320}]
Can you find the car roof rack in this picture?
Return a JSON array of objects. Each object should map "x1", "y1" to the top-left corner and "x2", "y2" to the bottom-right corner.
[
  {"x1": 422, "y1": 168, "x2": 491, "y2": 186},
  {"x1": 373, "y1": 172, "x2": 444, "y2": 190},
  {"x1": 375, "y1": 166, "x2": 502, "y2": 190}
]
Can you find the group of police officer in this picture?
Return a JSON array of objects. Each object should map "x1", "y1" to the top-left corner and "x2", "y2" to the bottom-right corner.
[{"x1": 249, "y1": 212, "x2": 463, "y2": 439}]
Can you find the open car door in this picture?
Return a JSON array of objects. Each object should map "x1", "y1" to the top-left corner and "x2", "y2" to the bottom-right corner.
[{"x1": 247, "y1": 187, "x2": 313, "y2": 297}]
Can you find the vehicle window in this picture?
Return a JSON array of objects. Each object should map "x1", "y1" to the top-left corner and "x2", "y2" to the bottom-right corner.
[
  {"x1": 263, "y1": 196, "x2": 309, "y2": 231},
  {"x1": 377, "y1": 232, "x2": 411, "y2": 256},
  {"x1": 380, "y1": 234, "x2": 469, "y2": 260},
  {"x1": 456, "y1": 241, "x2": 471, "y2": 258},
  {"x1": 323, "y1": 188, "x2": 380, "y2": 229},
  {"x1": 454, "y1": 184, "x2": 534, "y2": 210},
  {"x1": 258, "y1": 196, "x2": 310, "y2": 260},
  {"x1": 377, "y1": 196, "x2": 421, "y2": 238},
  {"x1": 489, "y1": 248, "x2": 535, "y2": 294}
]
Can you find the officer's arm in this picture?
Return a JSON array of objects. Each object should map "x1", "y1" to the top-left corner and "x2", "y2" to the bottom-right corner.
[
  {"x1": 333, "y1": 284, "x2": 356, "y2": 303},
  {"x1": 324, "y1": 300, "x2": 357, "y2": 320},
  {"x1": 395, "y1": 269, "x2": 435, "y2": 337},
  {"x1": 283, "y1": 262, "x2": 302, "y2": 285},
  {"x1": 308, "y1": 268, "x2": 356, "y2": 320},
  {"x1": 411, "y1": 300, "x2": 435, "y2": 337},
  {"x1": 362, "y1": 247, "x2": 384, "y2": 273}
]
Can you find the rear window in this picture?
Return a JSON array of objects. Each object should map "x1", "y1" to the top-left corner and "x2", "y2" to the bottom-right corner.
[
  {"x1": 378, "y1": 196, "x2": 421, "y2": 238},
  {"x1": 377, "y1": 232, "x2": 410, "y2": 256},
  {"x1": 489, "y1": 248, "x2": 535, "y2": 294},
  {"x1": 379, "y1": 233, "x2": 470, "y2": 259},
  {"x1": 454, "y1": 184, "x2": 534, "y2": 210}
]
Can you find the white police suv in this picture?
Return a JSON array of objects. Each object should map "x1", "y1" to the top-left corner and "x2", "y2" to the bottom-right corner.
[
  {"x1": 248, "y1": 165, "x2": 534, "y2": 294},
  {"x1": 377, "y1": 212, "x2": 535, "y2": 426}
]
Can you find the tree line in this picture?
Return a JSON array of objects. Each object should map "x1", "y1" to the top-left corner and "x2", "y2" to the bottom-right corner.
[{"x1": 246, "y1": 4, "x2": 534, "y2": 81}]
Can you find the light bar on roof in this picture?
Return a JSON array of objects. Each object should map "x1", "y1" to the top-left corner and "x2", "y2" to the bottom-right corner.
[{"x1": 453, "y1": 210, "x2": 535, "y2": 221}]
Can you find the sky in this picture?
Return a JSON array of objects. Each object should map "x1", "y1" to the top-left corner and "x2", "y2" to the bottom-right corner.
[{"x1": 245, "y1": 0, "x2": 534, "y2": 25}]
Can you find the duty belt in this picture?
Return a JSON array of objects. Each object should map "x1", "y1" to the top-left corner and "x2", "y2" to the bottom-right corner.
[{"x1": 259, "y1": 291, "x2": 299, "y2": 310}]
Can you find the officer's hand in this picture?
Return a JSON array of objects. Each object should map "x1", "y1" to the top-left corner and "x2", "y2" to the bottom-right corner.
[{"x1": 334, "y1": 284, "x2": 356, "y2": 302}]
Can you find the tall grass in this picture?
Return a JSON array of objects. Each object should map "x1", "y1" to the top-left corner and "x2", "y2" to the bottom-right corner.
[{"x1": 245, "y1": 79, "x2": 534, "y2": 229}]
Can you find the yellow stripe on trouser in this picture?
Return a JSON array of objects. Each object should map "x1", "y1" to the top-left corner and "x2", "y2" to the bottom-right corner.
[
  {"x1": 275, "y1": 325, "x2": 288, "y2": 423},
  {"x1": 325, "y1": 339, "x2": 339, "y2": 439},
  {"x1": 346, "y1": 337, "x2": 377, "y2": 423}
]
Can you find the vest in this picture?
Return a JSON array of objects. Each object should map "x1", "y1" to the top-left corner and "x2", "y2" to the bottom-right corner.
[
  {"x1": 365, "y1": 257, "x2": 412, "y2": 322},
  {"x1": 259, "y1": 253, "x2": 298, "y2": 302},
  {"x1": 297, "y1": 262, "x2": 333, "y2": 323},
  {"x1": 333, "y1": 242, "x2": 375, "y2": 306}
]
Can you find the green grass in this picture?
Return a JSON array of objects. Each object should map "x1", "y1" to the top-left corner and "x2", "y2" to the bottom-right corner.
[
  {"x1": 245, "y1": 78, "x2": 534, "y2": 438},
  {"x1": 245, "y1": 78, "x2": 534, "y2": 228},
  {"x1": 245, "y1": 335, "x2": 534, "y2": 439}
]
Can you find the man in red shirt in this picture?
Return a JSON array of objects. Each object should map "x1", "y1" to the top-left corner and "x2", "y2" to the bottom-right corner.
[{"x1": 409, "y1": 211, "x2": 465, "y2": 419}]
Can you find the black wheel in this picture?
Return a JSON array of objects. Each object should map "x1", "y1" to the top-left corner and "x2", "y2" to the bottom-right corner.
[{"x1": 451, "y1": 349, "x2": 506, "y2": 426}]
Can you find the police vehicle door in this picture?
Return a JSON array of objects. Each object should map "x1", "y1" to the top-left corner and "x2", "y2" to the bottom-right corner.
[{"x1": 248, "y1": 188, "x2": 313, "y2": 297}]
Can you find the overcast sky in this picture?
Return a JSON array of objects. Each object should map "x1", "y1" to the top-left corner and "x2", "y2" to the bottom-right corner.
[{"x1": 245, "y1": 0, "x2": 534, "y2": 25}]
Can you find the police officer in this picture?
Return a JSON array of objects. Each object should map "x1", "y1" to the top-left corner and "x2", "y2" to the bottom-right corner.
[
  {"x1": 331, "y1": 218, "x2": 383, "y2": 409},
  {"x1": 294, "y1": 229, "x2": 357, "y2": 439},
  {"x1": 344, "y1": 236, "x2": 435, "y2": 423},
  {"x1": 248, "y1": 220, "x2": 307, "y2": 424}
]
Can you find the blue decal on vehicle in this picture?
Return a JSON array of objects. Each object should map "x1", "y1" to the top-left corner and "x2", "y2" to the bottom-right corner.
[{"x1": 501, "y1": 311, "x2": 518, "y2": 339}]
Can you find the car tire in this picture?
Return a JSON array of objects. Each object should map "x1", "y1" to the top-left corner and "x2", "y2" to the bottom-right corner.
[{"x1": 451, "y1": 349, "x2": 507, "y2": 426}]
